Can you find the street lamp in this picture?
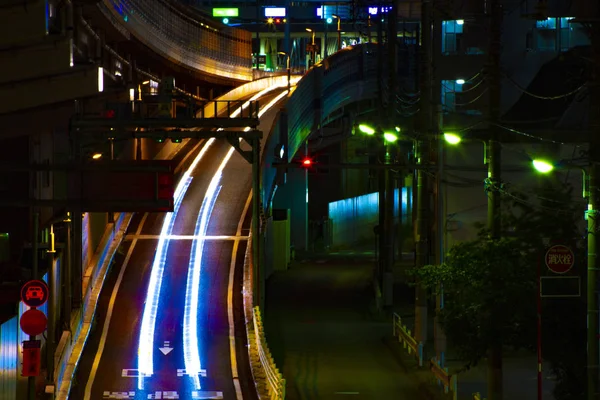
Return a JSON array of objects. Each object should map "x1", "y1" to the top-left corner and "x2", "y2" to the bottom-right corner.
[
  {"x1": 306, "y1": 28, "x2": 316, "y2": 66},
  {"x1": 532, "y1": 157, "x2": 597, "y2": 399},
  {"x1": 332, "y1": 14, "x2": 342, "y2": 51},
  {"x1": 278, "y1": 51, "x2": 291, "y2": 92}
]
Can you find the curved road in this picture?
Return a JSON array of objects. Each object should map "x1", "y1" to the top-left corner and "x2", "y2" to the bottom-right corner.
[{"x1": 70, "y1": 88, "x2": 287, "y2": 400}]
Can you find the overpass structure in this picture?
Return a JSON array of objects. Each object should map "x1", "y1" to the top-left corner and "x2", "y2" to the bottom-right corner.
[{"x1": 0, "y1": 1, "x2": 384, "y2": 399}]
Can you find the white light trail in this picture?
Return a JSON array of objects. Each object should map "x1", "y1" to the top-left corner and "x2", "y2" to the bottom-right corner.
[
  {"x1": 182, "y1": 86, "x2": 289, "y2": 390},
  {"x1": 137, "y1": 138, "x2": 215, "y2": 389},
  {"x1": 184, "y1": 147, "x2": 236, "y2": 389}
]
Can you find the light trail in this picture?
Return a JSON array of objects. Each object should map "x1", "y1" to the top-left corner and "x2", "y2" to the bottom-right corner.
[
  {"x1": 183, "y1": 86, "x2": 289, "y2": 391},
  {"x1": 137, "y1": 138, "x2": 215, "y2": 389},
  {"x1": 183, "y1": 147, "x2": 236, "y2": 389}
]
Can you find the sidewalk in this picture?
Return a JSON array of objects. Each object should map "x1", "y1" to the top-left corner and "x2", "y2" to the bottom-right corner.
[
  {"x1": 263, "y1": 250, "x2": 446, "y2": 400},
  {"x1": 391, "y1": 257, "x2": 557, "y2": 400}
]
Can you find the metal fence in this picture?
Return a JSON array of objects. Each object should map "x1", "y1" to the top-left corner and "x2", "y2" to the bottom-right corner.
[
  {"x1": 253, "y1": 307, "x2": 286, "y2": 399},
  {"x1": 100, "y1": 0, "x2": 253, "y2": 81}
]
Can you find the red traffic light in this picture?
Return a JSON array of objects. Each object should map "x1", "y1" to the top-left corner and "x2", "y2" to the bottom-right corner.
[
  {"x1": 103, "y1": 109, "x2": 116, "y2": 118},
  {"x1": 302, "y1": 158, "x2": 313, "y2": 167}
]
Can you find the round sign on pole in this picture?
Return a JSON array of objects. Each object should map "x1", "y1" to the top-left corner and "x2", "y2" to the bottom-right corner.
[
  {"x1": 545, "y1": 245, "x2": 575, "y2": 274},
  {"x1": 20, "y1": 308, "x2": 47, "y2": 336},
  {"x1": 20, "y1": 279, "x2": 49, "y2": 308}
]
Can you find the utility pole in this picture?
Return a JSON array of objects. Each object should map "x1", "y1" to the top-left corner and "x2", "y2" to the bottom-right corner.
[
  {"x1": 383, "y1": 0, "x2": 399, "y2": 307},
  {"x1": 415, "y1": 0, "x2": 432, "y2": 344},
  {"x1": 587, "y1": 13, "x2": 600, "y2": 400},
  {"x1": 486, "y1": 0, "x2": 503, "y2": 398},
  {"x1": 376, "y1": 5, "x2": 386, "y2": 297}
]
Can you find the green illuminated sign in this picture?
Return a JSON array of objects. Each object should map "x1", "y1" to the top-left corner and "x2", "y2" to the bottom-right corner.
[{"x1": 212, "y1": 8, "x2": 239, "y2": 17}]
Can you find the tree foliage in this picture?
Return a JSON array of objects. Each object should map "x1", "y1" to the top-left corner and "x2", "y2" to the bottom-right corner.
[{"x1": 413, "y1": 235, "x2": 537, "y2": 371}]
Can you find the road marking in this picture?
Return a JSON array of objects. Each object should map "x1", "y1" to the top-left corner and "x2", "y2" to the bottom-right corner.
[
  {"x1": 159, "y1": 340, "x2": 173, "y2": 355},
  {"x1": 229, "y1": 192, "x2": 252, "y2": 400},
  {"x1": 191, "y1": 391, "x2": 224, "y2": 399},
  {"x1": 147, "y1": 391, "x2": 179, "y2": 399},
  {"x1": 177, "y1": 368, "x2": 207, "y2": 377},
  {"x1": 335, "y1": 392, "x2": 360, "y2": 395},
  {"x1": 85, "y1": 213, "x2": 149, "y2": 400},
  {"x1": 103, "y1": 392, "x2": 135, "y2": 399},
  {"x1": 124, "y1": 234, "x2": 249, "y2": 241}
]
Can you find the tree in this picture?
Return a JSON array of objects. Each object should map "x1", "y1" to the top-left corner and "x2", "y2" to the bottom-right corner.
[
  {"x1": 502, "y1": 180, "x2": 586, "y2": 400},
  {"x1": 413, "y1": 235, "x2": 537, "y2": 372}
]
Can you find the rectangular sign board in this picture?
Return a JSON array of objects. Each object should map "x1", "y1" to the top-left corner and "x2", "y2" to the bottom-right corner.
[
  {"x1": 68, "y1": 160, "x2": 175, "y2": 212},
  {"x1": 540, "y1": 276, "x2": 581, "y2": 298},
  {"x1": 212, "y1": 8, "x2": 238, "y2": 17}
]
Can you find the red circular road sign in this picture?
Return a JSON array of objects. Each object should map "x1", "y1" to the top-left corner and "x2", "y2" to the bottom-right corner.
[
  {"x1": 20, "y1": 280, "x2": 49, "y2": 308},
  {"x1": 20, "y1": 309, "x2": 47, "y2": 336},
  {"x1": 545, "y1": 245, "x2": 575, "y2": 274}
]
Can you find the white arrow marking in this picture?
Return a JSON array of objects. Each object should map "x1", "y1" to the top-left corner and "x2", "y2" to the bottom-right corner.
[
  {"x1": 159, "y1": 340, "x2": 173, "y2": 355},
  {"x1": 102, "y1": 391, "x2": 135, "y2": 399}
]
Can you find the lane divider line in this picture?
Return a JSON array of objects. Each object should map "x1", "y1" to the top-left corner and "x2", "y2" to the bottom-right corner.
[{"x1": 229, "y1": 192, "x2": 253, "y2": 400}]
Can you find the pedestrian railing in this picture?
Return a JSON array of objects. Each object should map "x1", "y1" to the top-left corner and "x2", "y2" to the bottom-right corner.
[
  {"x1": 430, "y1": 357, "x2": 458, "y2": 400},
  {"x1": 473, "y1": 392, "x2": 486, "y2": 400},
  {"x1": 392, "y1": 313, "x2": 424, "y2": 366},
  {"x1": 253, "y1": 307, "x2": 286, "y2": 399}
]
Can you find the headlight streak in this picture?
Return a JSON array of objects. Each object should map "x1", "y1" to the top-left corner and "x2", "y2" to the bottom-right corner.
[
  {"x1": 183, "y1": 86, "x2": 288, "y2": 391},
  {"x1": 184, "y1": 148, "x2": 235, "y2": 389},
  {"x1": 137, "y1": 138, "x2": 215, "y2": 390}
]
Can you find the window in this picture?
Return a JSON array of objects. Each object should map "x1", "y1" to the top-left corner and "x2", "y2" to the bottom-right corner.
[{"x1": 441, "y1": 20, "x2": 463, "y2": 54}]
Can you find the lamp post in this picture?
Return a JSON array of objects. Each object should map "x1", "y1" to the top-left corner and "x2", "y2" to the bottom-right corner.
[
  {"x1": 532, "y1": 158, "x2": 598, "y2": 400},
  {"x1": 332, "y1": 14, "x2": 341, "y2": 51},
  {"x1": 358, "y1": 123, "x2": 399, "y2": 306},
  {"x1": 278, "y1": 51, "x2": 291, "y2": 92},
  {"x1": 306, "y1": 28, "x2": 316, "y2": 66}
]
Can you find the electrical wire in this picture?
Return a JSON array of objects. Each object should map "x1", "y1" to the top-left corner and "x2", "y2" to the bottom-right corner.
[
  {"x1": 455, "y1": 88, "x2": 488, "y2": 107},
  {"x1": 503, "y1": 73, "x2": 586, "y2": 100}
]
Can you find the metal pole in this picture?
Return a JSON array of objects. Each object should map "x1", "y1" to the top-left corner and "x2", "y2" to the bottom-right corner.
[
  {"x1": 587, "y1": 19, "x2": 600, "y2": 400},
  {"x1": 415, "y1": 0, "x2": 432, "y2": 344},
  {"x1": 27, "y1": 211, "x2": 39, "y2": 400},
  {"x1": 287, "y1": 55, "x2": 291, "y2": 92},
  {"x1": 435, "y1": 103, "x2": 447, "y2": 364},
  {"x1": 537, "y1": 254, "x2": 543, "y2": 400},
  {"x1": 64, "y1": 213, "x2": 72, "y2": 325},
  {"x1": 383, "y1": 147, "x2": 395, "y2": 307},
  {"x1": 487, "y1": 0, "x2": 503, "y2": 398},
  {"x1": 251, "y1": 138, "x2": 263, "y2": 309},
  {"x1": 46, "y1": 255, "x2": 55, "y2": 394},
  {"x1": 337, "y1": 19, "x2": 341, "y2": 51}
]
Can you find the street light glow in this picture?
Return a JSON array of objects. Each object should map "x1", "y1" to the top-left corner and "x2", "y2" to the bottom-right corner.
[
  {"x1": 91, "y1": 153, "x2": 103, "y2": 160},
  {"x1": 383, "y1": 132, "x2": 398, "y2": 143},
  {"x1": 358, "y1": 124, "x2": 375, "y2": 135},
  {"x1": 456, "y1": 79, "x2": 465, "y2": 85},
  {"x1": 532, "y1": 159, "x2": 555, "y2": 173},
  {"x1": 443, "y1": 133, "x2": 462, "y2": 145}
]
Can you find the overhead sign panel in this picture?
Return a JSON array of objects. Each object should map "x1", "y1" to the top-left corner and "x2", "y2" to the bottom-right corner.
[
  {"x1": 265, "y1": 7, "x2": 286, "y2": 17},
  {"x1": 213, "y1": 8, "x2": 239, "y2": 17},
  {"x1": 68, "y1": 160, "x2": 175, "y2": 212}
]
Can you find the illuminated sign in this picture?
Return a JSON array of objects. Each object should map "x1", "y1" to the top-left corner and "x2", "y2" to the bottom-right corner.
[
  {"x1": 212, "y1": 8, "x2": 239, "y2": 17},
  {"x1": 265, "y1": 7, "x2": 286, "y2": 17},
  {"x1": 368, "y1": 6, "x2": 392, "y2": 15}
]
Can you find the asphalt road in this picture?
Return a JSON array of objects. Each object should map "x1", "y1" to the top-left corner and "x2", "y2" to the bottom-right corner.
[
  {"x1": 264, "y1": 255, "x2": 436, "y2": 400},
  {"x1": 71, "y1": 89, "x2": 285, "y2": 400}
]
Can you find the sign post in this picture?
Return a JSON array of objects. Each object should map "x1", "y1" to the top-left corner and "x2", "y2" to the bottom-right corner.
[
  {"x1": 19, "y1": 280, "x2": 49, "y2": 378},
  {"x1": 544, "y1": 245, "x2": 575, "y2": 274}
]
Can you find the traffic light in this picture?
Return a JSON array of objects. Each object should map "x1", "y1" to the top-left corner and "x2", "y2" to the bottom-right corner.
[
  {"x1": 301, "y1": 157, "x2": 313, "y2": 167},
  {"x1": 102, "y1": 109, "x2": 116, "y2": 119},
  {"x1": 171, "y1": 138, "x2": 182, "y2": 144}
]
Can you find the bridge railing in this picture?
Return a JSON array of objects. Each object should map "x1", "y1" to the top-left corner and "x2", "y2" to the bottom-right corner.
[
  {"x1": 253, "y1": 307, "x2": 286, "y2": 399},
  {"x1": 100, "y1": 0, "x2": 253, "y2": 81}
]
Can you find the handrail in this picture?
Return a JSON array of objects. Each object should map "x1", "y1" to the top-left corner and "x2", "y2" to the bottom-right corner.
[
  {"x1": 253, "y1": 307, "x2": 286, "y2": 399},
  {"x1": 430, "y1": 357, "x2": 458, "y2": 400},
  {"x1": 473, "y1": 392, "x2": 486, "y2": 400},
  {"x1": 392, "y1": 313, "x2": 424, "y2": 366}
]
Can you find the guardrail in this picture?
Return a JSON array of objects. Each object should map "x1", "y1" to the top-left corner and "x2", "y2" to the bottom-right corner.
[
  {"x1": 392, "y1": 313, "x2": 424, "y2": 367},
  {"x1": 253, "y1": 307, "x2": 286, "y2": 399},
  {"x1": 473, "y1": 392, "x2": 486, "y2": 400},
  {"x1": 430, "y1": 357, "x2": 458, "y2": 400}
]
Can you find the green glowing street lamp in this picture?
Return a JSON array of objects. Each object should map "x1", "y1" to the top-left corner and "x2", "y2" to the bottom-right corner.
[
  {"x1": 532, "y1": 159, "x2": 555, "y2": 174},
  {"x1": 443, "y1": 132, "x2": 462, "y2": 145},
  {"x1": 358, "y1": 124, "x2": 375, "y2": 135},
  {"x1": 383, "y1": 131, "x2": 398, "y2": 143}
]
